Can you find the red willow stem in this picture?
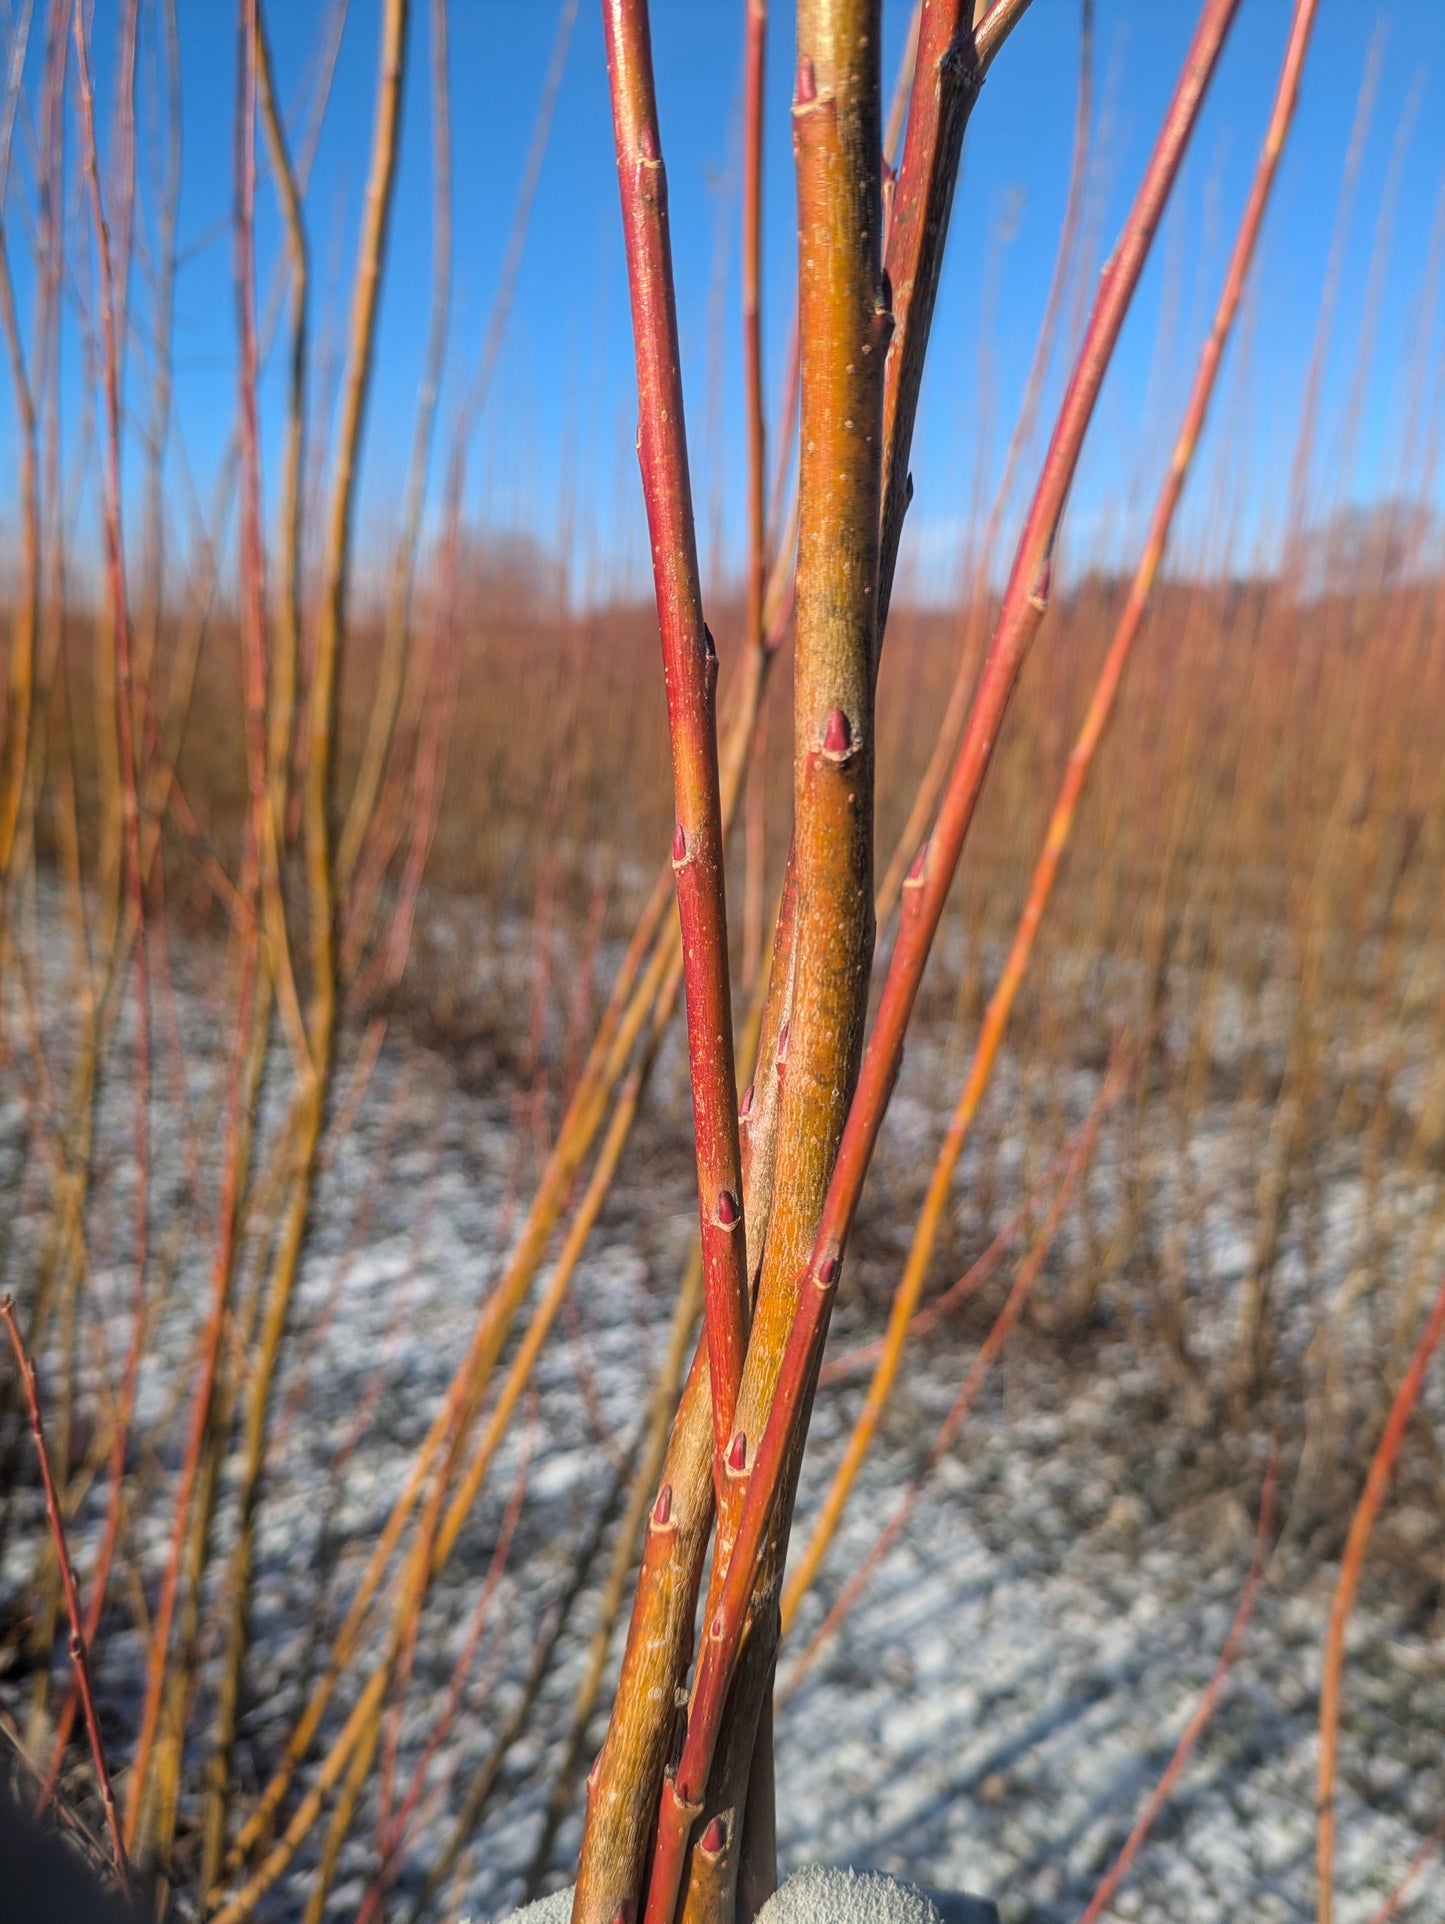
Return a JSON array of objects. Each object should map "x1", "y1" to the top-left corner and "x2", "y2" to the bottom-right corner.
[
  {"x1": 1077, "y1": 1441, "x2": 1280, "y2": 1924},
  {"x1": 1318, "y1": 1268, "x2": 1445, "y2": 1924},
  {"x1": 604, "y1": 0, "x2": 750, "y2": 1473},
  {"x1": 2, "y1": 1296, "x2": 131, "y2": 1896},
  {"x1": 876, "y1": 0, "x2": 1032, "y2": 643},
  {"x1": 665, "y1": 0, "x2": 1243, "y2": 1871},
  {"x1": 876, "y1": 0, "x2": 1093, "y2": 920},
  {"x1": 1364, "y1": 1811, "x2": 1445, "y2": 1924}
]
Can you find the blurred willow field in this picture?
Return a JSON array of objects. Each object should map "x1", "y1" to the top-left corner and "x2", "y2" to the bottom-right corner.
[
  {"x1": 1, "y1": 1, "x2": 1444, "y2": 1919},
  {"x1": 24, "y1": 507, "x2": 1445, "y2": 1577}
]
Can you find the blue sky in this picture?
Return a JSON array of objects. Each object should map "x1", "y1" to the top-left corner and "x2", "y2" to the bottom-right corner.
[{"x1": 4, "y1": 1, "x2": 1444, "y2": 603}]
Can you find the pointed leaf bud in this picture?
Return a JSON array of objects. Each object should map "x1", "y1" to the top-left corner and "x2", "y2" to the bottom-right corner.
[
  {"x1": 652, "y1": 1483, "x2": 673, "y2": 1527},
  {"x1": 727, "y1": 1430, "x2": 747, "y2": 1474},
  {"x1": 823, "y1": 707, "x2": 852, "y2": 758},
  {"x1": 716, "y1": 1189, "x2": 739, "y2": 1228},
  {"x1": 796, "y1": 55, "x2": 816, "y2": 106}
]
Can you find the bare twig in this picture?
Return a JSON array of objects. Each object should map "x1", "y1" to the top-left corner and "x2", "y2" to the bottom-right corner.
[
  {"x1": 1076, "y1": 1442, "x2": 1279, "y2": 1924},
  {"x1": 1318, "y1": 1269, "x2": 1445, "y2": 1924},
  {"x1": 2, "y1": 1295, "x2": 130, "y2": 1895},
  {"x1": 604, "y1": 0, "x2": 750, "y2": 1478}
]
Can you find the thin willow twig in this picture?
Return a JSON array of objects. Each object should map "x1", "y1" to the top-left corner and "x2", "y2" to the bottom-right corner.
[
  {"x1": 604, "y1": 0, "x2": 750, "y2": 1476},
  {"x1": 2, "y1": 1295, "x2": 130, "y2": 1896},
  {"x1": 1318, "y1": 1269, "x2": 1445, "y2": 1924}
]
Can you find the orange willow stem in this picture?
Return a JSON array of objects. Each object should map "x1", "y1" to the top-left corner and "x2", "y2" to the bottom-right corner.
[
  {"x1": 739, "y1": 0, "x2": 769, "y2": 992},
  {"x1": 222, "y1": 845, "x2": 750, "y2": 1907},
  {"x1": 0, "y1": 19, "x2": 38, "y2": 880},
  {"x1": 72, "y1": 0, "x2": 180, "y2": 1854},
  {"x1": 162, "y1": 0, "x2": 407, "y2": 1869},
  {"x1": 663, "y1": 0, "x2": 1241, "y2": 1896},
  {"x1": 786, "y1": 0, "x2": 1320, "y2": 1621},
  {"x1": 2, "y1": 1297, "x2": 130, "y2": 1896},
  {"x1": 572, "y1": 864, "x2": 794, "y2": 1924},
  {"x1": 197, "y1": 0, "x2": 292, "y2": 1885},
  {"x1": 782, "y1": 1038, "x2": 1130, "y2": 1689},
  {"x1": 816, "y1": 1101, "x2": 1106, "y2": 1386},
  {"x1": 226, "y1": 875, "x2": 674, "y2": 1879},
  {"x1": 1077, "y1": 1442, "x2": 1279, "y2": 1924},
  {"x1": 604, "y1": 0, "x2": 749, "y2": 1474},
  {"x1": 1318, "y1": 1269, "x2": 1445, "y2": 1924}
]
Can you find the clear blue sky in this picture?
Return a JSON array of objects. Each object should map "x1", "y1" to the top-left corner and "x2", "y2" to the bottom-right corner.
[{"x1": 5, "y1": 1, "x2": 1444, "y2": 602}]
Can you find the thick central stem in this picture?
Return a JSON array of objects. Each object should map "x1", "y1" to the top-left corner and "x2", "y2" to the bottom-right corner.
[{"x1": 668, "y1": 9, "x2": 887, "y2": 1919}]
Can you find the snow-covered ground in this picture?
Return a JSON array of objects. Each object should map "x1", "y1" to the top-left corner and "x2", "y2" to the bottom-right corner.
[{"x1": 1, "y1": 886, "x2": 1442, "y2": 1922}]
